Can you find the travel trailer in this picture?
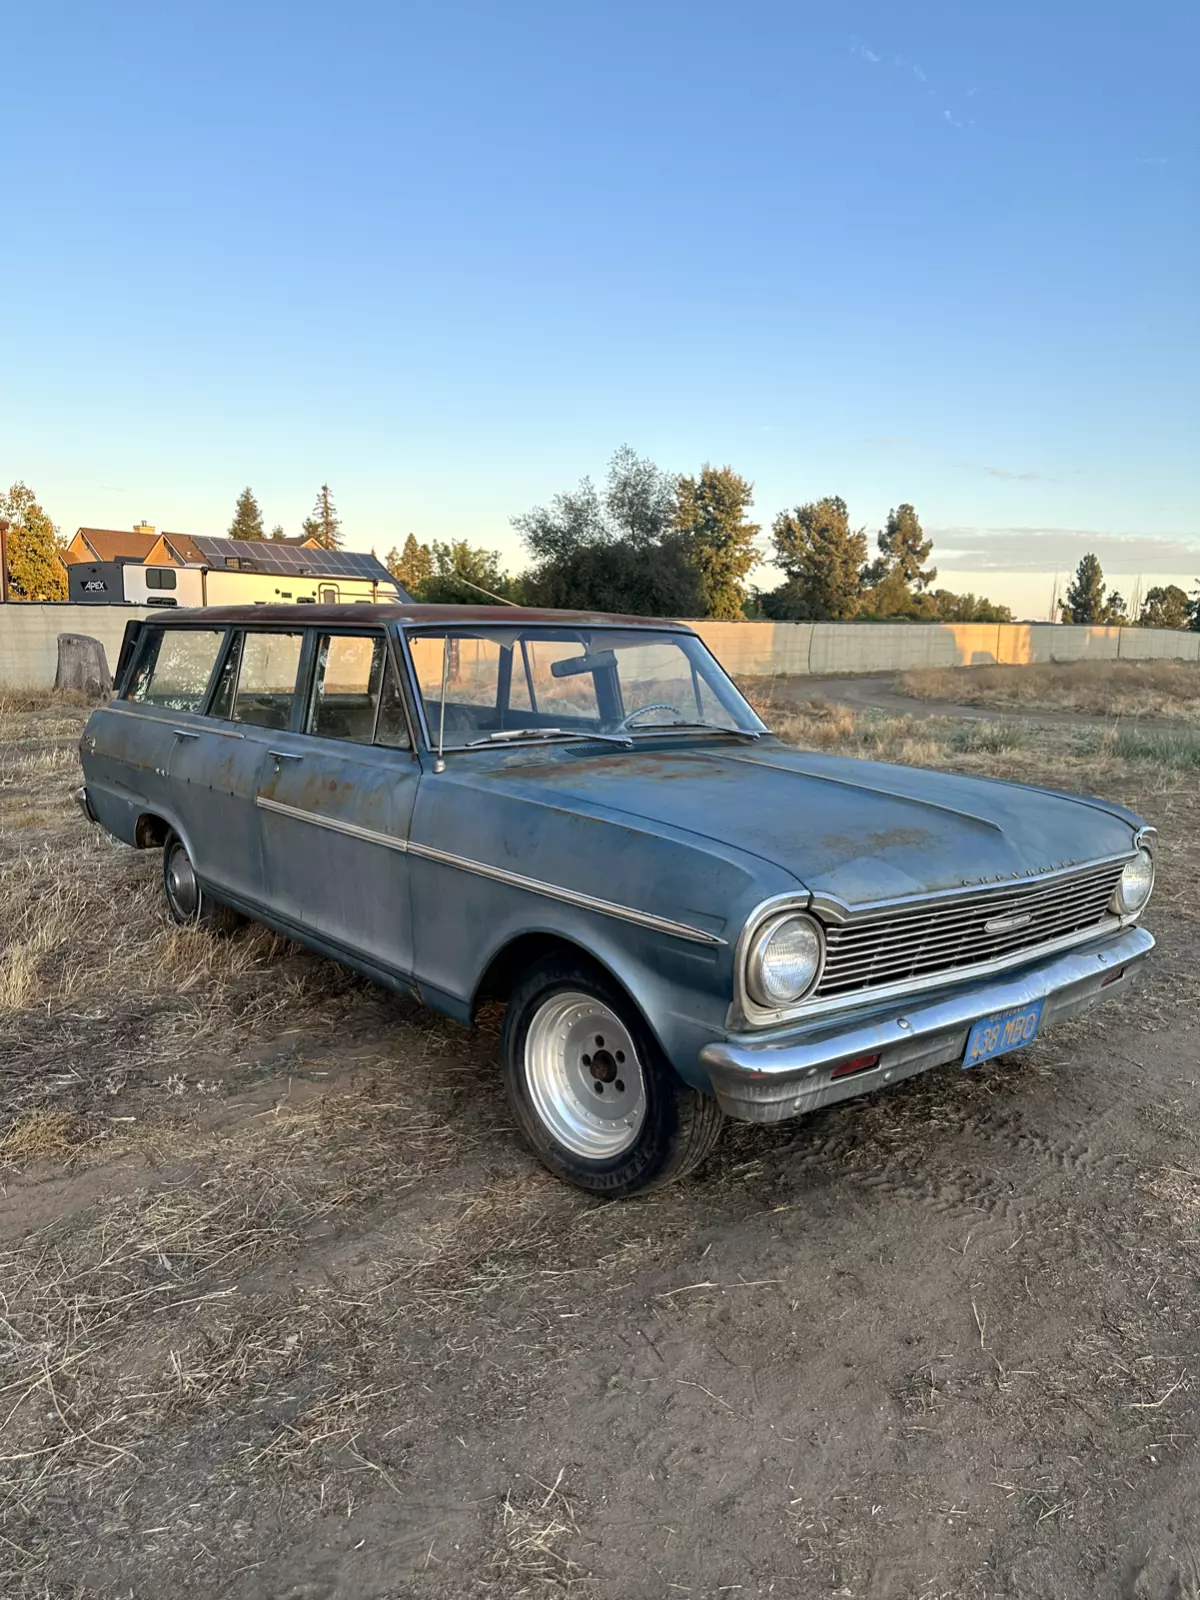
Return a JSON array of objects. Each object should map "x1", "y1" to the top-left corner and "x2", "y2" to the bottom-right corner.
[{"x1": 67, "y1": 536, "x2": 405, "y2": 607}]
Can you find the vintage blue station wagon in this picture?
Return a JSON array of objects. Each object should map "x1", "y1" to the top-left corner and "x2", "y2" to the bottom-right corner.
[{"x1": 76, "y1": 605, "x2": 1156, "y2": 1194}]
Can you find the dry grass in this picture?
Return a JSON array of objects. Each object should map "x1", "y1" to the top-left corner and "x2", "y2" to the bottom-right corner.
[
  {"x1": 748, "y1": 691, "x2": 1200, "y2": 791},
  {"x1": 897, "y1": 658, "x2": 1200, "y2": 721}
]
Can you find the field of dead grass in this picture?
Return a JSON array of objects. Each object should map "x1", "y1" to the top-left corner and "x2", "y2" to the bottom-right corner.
[
  {"x1": 896, "y1": 657, "x2": 1200, "y2": 721},
  {"x1": 2, "y1": 692, "x2": 1200, "y2": 1599}
]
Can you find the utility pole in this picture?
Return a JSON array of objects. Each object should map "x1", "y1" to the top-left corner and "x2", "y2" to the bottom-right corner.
[{"x1": 0, "y1": 517, "x2": 9, "y2": 603}]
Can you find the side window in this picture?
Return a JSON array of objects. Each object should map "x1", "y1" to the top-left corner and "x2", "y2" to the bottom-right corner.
[
  {"x1": 124, "y1": 628, "x2": 225, "y2": 712},
  {"x1": 375, "y1": 653, "x2": 411, "y2": 748},
  {"x1": 308, "y1": 633, "x2": 403, "y2": 746},
  {"x1": 228, "y1": 631, "x2": 304, "y2": 730},
  {"x1": 319, "y1": 584, "x2": 340, "y2": 604},
  {"x1": 145, "y1": 568, "x2": 177, "y2": 591}
]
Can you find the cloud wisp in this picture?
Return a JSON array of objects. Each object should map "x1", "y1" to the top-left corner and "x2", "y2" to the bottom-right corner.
[{"x1": 929, "y1": 525, "x2": 1200, "y2": 574}]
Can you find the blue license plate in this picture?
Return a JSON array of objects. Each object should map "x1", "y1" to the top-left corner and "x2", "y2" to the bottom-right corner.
[{"x1": 963, "y1": 1000, "x2": 1044, "y2": 1069}]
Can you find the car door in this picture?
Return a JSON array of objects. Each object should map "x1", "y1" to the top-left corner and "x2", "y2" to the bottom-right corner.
[
  {"x1": 166, "y1": 626, "x2": 307, "y2": 909},
  {"x1": 86, "y1": 623, "x2": 228, "y2": 846},
  {"x1": 256, "y1": 627, "x2": 420, "y2": 976}
]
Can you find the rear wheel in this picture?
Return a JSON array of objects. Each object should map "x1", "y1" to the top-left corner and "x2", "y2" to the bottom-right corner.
[
  {"x1": 500, "y1": 953, "x2": 724, "y2": 1195},
  {"x1": 162, "y1": 831, "x2": 240, "y2": 931}
]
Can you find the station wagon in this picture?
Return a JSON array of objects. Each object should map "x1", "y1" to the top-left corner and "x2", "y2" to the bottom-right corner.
[{"x1": 76, "y1": 605, "x2": 1156, "y2": 1194}]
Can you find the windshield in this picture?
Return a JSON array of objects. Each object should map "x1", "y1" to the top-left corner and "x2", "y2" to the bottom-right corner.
[{"x1": 404, "y1": 625, "x2": 765, "y2": 749}]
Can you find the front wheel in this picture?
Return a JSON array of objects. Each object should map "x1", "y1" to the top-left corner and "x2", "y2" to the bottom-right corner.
[
  {"x1": 162, "y1": 831, "x2": 240, "y2": 931},
  {"x1": 500, "y1": 954, "x2": 724, "y2": 1196}
]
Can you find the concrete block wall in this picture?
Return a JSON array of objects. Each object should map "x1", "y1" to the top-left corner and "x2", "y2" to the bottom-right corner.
[
  {"x1": 1, "y1": 603, "x2": 1198, "y2": 692},
  {"x1": 0, "y1": 605, "x2": 156, "y2": 691}
]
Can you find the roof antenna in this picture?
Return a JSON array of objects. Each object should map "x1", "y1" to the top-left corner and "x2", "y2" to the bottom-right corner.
[
  {"x1": 453, "y1": 571, "x2": 519, "y2": 606},
  {"x1": 434, "y1": 634, "x2": 449, "y2": 773}
]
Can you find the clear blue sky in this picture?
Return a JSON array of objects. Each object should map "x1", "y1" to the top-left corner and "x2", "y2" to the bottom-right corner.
[{"x1": 4, "y1": 0, "x2": 1197, "y2": 615}]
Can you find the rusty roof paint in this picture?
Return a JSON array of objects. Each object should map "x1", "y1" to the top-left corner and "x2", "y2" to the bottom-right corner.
[{"x1": 148, "y1": 602, "x2": 695, "y2": 630}]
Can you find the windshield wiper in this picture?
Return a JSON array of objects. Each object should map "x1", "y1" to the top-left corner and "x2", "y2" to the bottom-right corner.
[
  {"x1": 467, "y1": 727, "x2": 635, "y2": 749},
  {"x1": 629, "y1": 721, "x2": 763, "y2": 741}
]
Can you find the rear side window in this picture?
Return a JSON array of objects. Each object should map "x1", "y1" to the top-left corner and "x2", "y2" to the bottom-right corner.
[
  {"x1": 124, "y1": 628, "x2": 225, "y2": 712},
  {"x1": 209, "y1": 631, "x2": 304, "y2": 729},
  {"x1": 145, "y1": 568, "x2": 176, "y2": 591},
  {"x1": 308, "y1": 634, "x2": 396, "y2": 745}
]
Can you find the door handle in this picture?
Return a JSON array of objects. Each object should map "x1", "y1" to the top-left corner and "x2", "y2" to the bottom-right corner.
[
  {"x1": 172, "y1": 728, "x2": 200, "y2": 740},
  {"x1": 267, "y1": 750, "x2": 303, "y2": 762}
]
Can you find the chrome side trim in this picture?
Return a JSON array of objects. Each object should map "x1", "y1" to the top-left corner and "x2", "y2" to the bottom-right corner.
[
  {"x1": 407, "y1": 842, "x2": 727, "y2": 946},
  {"x1": 255, "y1": 795, "x2": 410, "y2": 853},
  {"x1": 251, "y1": 796, "x2": 726, "y2": 947}
]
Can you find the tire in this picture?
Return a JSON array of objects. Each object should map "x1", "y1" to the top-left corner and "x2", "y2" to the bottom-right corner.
[
  {"x1": 162, "y1": 831, "x2": 241, "y2": 932},
  {"x1": 500, "y1": 953, "x2": 725, "y2": 1196}
]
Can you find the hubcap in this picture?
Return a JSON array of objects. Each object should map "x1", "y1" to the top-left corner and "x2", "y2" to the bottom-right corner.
[
  {"x1": 524, "y1": 991, "x2": 647, "y2": 1160},
  {"x1": 165, "y1": 842, "x2": 200, "y2": 920}
]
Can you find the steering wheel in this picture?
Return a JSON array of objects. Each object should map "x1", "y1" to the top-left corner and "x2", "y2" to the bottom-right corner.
[{"x1": 617, "y1": 702, "x2": 685, "y2": 731}]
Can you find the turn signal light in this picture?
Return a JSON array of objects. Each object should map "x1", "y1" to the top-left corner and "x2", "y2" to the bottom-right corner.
[{"x1": 830, "y1": 1052, "x2": 881, "y2": 1080}]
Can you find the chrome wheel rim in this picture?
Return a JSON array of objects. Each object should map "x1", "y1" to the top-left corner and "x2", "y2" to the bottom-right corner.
[
  {"x1": 524, "y1": 991, "x2": 647, "y2": 1160},
  {"x1": 165, "y1": 841, "x2": 200, "y2": 920}
]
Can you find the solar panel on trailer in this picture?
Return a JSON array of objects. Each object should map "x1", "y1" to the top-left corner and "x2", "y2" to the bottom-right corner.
[{"x1": 187, "y1": 537, "x2": 394, "y2": 582}]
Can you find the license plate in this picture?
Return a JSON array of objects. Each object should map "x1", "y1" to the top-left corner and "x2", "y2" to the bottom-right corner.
[{"x1": 963, "y1": 1000, "x2": 1044, "y2": 1069}]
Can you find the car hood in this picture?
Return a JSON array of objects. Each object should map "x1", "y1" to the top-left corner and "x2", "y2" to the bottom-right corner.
[{"x1": 477, "y1": 740, "x2": 1138, "y2": 907}]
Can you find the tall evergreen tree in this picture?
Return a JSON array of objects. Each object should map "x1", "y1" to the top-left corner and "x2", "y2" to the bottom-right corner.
[
  {"x1": 674, "y1": 465, "x2": 761, "y2": 619},
  {"x1": 766, "y1": 496, "x2": 867, "y2": 620},
  {"x1": 1, "y1": 482, "x2": 67, "y2": 601},
  {"x1": 229, "y1": 487, "x2": 265, "y2": 541},
  {"x1": 386, "y1": 533, "x2": 433, "y2": 593},
  {"x1": 302, "y1": 484, "x2": 342, "y2": 549},
  {"x1": 1060, "y1": 553, "x2": 1108, "y2": 623}
]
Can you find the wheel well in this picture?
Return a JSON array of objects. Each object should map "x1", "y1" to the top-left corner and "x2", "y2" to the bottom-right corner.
[
  {"x1": 134, "y1": 813, "x2": 171, "y2": 850},
  {"x1": 471, "y1": 932, "x2": 618, "y2": 1018}
]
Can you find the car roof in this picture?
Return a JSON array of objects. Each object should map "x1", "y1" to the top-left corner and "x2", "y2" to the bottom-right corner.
[{"x1": 148, "y1": 603, "x2": 695, "y2": 631}]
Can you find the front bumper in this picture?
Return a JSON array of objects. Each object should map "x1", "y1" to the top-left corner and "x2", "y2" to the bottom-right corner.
[{"x1": 701, "y1": 923, "x2": 1154, "y2": 1123}]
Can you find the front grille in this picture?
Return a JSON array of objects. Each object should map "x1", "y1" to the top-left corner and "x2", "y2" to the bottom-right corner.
[{"x1": 816, "y1": 858, "x2": 1126, "y2": 1000}]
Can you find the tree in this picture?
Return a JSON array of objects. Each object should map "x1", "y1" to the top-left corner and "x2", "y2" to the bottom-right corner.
[
  {"x1": 1106, "y1": 590, "x2": 1128, "y2": 625},
  {"x1": 674, "y1": 465, "x2": 761, "y2": 619},
  {"x1": 386, "y1": 533, "x2": 433, "y2": 594},
  {"x1": 1138, "y1": 584, "x2": 1191, "y2": 629},
  {"x1": 1, "y1": 482, "x2": 67, "y2": 601},
  {"x1": 925, "y1": 589, "x2": 1013, "y2": 623},
  {"x1": 766, "y1": 496, "x2": 868, "y2": 620},
  {"x1": 417, "y1": 540, "x2": 520, "y2": 604},
  {"x1": 302, "y1": 484, "x2": 342, "y2": 549},
  {"x1": 514, "y1": 445, "x2": 702, "y2": 616},
  {"x1": 269, "y1": 524, "x2": 286, "y2": 542},
  {"x1": 1060, "y1": 553, "x2": 1108, "y2": 623},
  {"x1": 229, "y1": 487, "x2": 264, "y2": 541}
]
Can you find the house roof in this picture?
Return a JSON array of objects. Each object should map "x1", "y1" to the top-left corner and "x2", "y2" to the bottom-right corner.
[
  {"x1": 69, "y1": 528, "x2": 160, "y2": 564},
  {"x1": 152, "y1": 532, "x2": 325, "y2": 565}
]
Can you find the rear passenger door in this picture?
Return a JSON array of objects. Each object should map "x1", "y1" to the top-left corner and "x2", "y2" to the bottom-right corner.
[
  {"x1": 256, "y1": 629, "x2": 420, "y2": 977},
  {"x1": 167, "y1": 627, "x2": 306, "y2": 907}
]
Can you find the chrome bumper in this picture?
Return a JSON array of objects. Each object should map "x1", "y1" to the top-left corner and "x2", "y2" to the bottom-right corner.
[
  {"x1": 72, "y1": 784, "x2": 96, "y2": 824},
  {"x1": 701, "y1": 924, "x2": 1155, "y2": 1123}
]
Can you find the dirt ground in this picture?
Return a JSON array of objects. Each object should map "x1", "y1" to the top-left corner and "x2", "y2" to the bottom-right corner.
[{"x1": 2, "y1": 687, "x2": 1199, "y2": 1600}]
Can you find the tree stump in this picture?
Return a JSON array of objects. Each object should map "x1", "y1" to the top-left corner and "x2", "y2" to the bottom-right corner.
[{"x1": 55, "y1": 634, "x2": 112, "y2": 699}]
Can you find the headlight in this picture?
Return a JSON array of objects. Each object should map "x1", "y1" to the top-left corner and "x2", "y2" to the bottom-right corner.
[
  {"x1": 1111, "y1": 847, "x2": 1154, "y2": 915},
  {"x1": 746, "y1": 913, "x2": 824, "y2": 1007}
]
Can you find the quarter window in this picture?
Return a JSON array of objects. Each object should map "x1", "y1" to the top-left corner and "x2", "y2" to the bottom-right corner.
[
  {"x1": 124, "y1": 628, "x2": 225, "y2": 712},
  {"x1": 308, "y1": 633, "x2": 409, "y2": 747}
]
